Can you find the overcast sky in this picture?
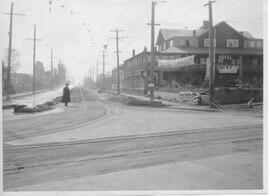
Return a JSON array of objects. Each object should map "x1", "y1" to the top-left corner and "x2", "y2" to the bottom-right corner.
[{"x1": 0, "y1": 0, "x2": 265, "y2": 84}]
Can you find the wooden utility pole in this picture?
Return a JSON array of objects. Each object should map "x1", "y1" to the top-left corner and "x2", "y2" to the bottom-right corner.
[
  {"x1": 49, "y1": 48, "x2": 57, "y2": 90},
  {"x1": 92, "y1": 65, "x2": 95, "y2": 82},
  {"x1": 102, "y1": 50, "x2": 105, "y2": 91},
  {"x1": 239, "y1": 55, "x2": 243, "y2": 81},
  {"x1": 96, "y1": 60, "x2": 98, "y2": 88},
  {"x1": 204, "y1": 0, "x2": 216, "y2": 108},
  {"x1": 148, "y1": 1, "x2": 164, "y2": 101},
  {"x1": 102, "y1": 44, "x2": 107, "y2": 91},
  {"x1": 110, "y1": 29, "x2": 125, "y2": 95},
  {"x1": 27, "y1": 25, "x2": 43, "y2": 95},
  {"x1": 150, "y1": 1, "x2": 156, "y2": 101},
  {"x1": 89, "y1": 70, "x2": 91, "y2": 89},
  {"x1": 2, "y1": 2, "x2": 25, "y2": 100}
]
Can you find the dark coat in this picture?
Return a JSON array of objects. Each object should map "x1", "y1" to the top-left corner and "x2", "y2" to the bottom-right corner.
[{"x1": 62, "y1": 86, "x2": 70, "y2": 103}]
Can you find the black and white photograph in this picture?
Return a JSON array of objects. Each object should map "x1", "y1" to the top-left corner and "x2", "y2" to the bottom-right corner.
[{"x1": 0, "y1": 0, "x2": 267, "y2": 194}]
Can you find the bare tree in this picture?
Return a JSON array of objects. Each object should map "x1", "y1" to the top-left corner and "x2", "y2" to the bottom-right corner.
[{"x1": 3, "y1": 48, "x2": 21, "y2": 73}]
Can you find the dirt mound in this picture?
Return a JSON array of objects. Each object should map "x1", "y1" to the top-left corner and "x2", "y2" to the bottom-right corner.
[{"x1": 13, "y1": 96, "x2": 62, "y2": 113}]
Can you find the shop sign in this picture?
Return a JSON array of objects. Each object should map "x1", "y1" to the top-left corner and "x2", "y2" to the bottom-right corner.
[
  {"x1": 217, "y1": 55, "x2": 239, "y2": 74},
  {"x1": 218, "y1": 65, "x2": 239, "y2": 73}
]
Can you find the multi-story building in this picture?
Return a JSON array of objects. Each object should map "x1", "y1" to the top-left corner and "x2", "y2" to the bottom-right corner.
[
  {"x1": 156, "y1": 21, "x2": 263, "y2": 87},
  {"x1": 112, "y1": 21, "x2": 263, "y2": 94},
  {"x1": 112, "y1": 48, "x2": 179, "y2": 94}
]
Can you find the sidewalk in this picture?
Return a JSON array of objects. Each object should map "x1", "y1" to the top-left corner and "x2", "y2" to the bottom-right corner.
[
  {"x1": 3, "y1": 88, "x2": 62, "y2": 108},
  {"x1": 2, "y1": 89, "x2": 47, "y2": 101}
]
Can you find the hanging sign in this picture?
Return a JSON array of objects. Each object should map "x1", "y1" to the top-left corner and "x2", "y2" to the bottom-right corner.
[{"x1": 158, "y1": 55, "x2": 195, "y2": 70}]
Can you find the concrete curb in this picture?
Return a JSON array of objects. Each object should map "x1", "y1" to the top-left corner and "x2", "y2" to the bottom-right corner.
[{"x1": 165, "y1": 106, "x2": 221, "y2": 112}]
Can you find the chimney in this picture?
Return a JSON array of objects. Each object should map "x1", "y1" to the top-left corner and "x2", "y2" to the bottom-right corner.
[
  {"x1": 132, "y1": 49, "x2": 135, "y2": 57},
  {"x1": 193, "y1": 30, "x2": 196, "y2": 37},
  {"x1": 203, "y1": 20, "x2": 209, "y2": 29},
  {"x1": 143, "y1": 46, "x2": 147, "y2": 52}
]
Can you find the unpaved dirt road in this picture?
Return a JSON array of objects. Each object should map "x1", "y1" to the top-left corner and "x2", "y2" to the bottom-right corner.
[{"x1": 3, "y1": 88, "x2": 263, "y2": 191}]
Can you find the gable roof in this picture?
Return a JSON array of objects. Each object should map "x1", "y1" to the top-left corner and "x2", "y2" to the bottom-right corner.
[
  {"x1": 161, "y1": 46, "x2": 263, "y2": 55},
  {"x1": 197, "y1": 21, "x2": 255, "y2": 39},
  {"x1": 157, "y1": 21, "x2": 256, "y2": 45},
  {"x1": 239, "y1": 31, "x2": 254, "y2": 39},
  {"x1": 156, "y1": 28, "x2": 207, "y2": 45},
  {"x1": 159, "y1": 29, "x2": 193, "y2": 39}
]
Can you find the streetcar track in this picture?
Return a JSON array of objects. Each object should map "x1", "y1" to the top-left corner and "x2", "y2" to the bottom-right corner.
[
  {"x1": 4, "y1": 135, "x2": 262, "y2": 171},
  {"x1": 4, "y1": 87, "x2": 114, "y2": 142},
  {"x1": 3, "y1": 136, "x2": 262, "y2": 175},
  {"x1": 3, "y1": 126, "x2": 262, "y2": 171},
  {"x1": 4, "y1": 124, "x2": 262, "y2": 151},
  {"x1": 4, "y1": 133, "x2": 259, "y2": 165}
]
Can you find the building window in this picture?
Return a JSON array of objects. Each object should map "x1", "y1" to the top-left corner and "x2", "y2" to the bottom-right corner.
[
  {"x1": 163, "y1": 43, "x2": 166, "y2": 50},
  {"x1": 226, "y1": 39, "x2": 239, "y2": 48},
  {"x1": 252, "y1": 58, "x2": 258, "y2": 66},
  {"x1": 200, "y1": 58, "x2": 206, "y2": 64},
  {"x1": 169, "y1": 39, "x2": 173, "y2": 47},
  {"x1": 204, "y1": 39, "x2": 216, "y2": 47},
  {"x1": 249, "y1": 40, "x2": 256, "y2": 48},
  {"x1": 186, "y1": 40, "x2": 190, "y2": 47},
  {"x1": 179, "y1": 40, "x2": 185, "y2": 46},
  {"x1": 256, "y1": 41, "x2": 263, "y2": 48}
]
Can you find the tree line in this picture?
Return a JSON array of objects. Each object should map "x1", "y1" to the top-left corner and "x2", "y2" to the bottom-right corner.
[{"x1": 2, "y1": 48, "x2": 67, "y2": 96}]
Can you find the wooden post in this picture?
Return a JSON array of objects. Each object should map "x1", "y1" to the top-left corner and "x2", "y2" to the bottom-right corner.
[{"x1": 239, "y1": 55, "x2": 243, "y2": 81}]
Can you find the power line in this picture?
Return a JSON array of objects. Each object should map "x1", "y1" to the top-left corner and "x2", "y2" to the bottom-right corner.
[
  {"x1": 226, "y1": 20, "x2": 262, "y2": 24},
  {"x1": 159, "y1": 5, "x2": 202, "y2": 24},
  {"x1": 122, "y1": 27, "x2": 149, "y2": 49}
]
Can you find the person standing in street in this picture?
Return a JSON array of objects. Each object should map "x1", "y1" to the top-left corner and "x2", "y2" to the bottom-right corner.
[{"x1": 62, "y1": 83, "x2": 70, "y2": 106}]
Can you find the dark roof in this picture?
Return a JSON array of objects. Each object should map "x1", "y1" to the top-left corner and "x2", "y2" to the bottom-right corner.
[
  {"x1": 239, "y1": 31, "x2": 254, "y2": 39},
  {"x1": 112, "y1": 64, "x2": 126, "y2": 72},
  {"x1": 158, "y1": 21, "x2": 257, "y2": 43},
  {"x1": 161, "y1": 47, "x2": 263, "y2": 55},
  {"x1": 156, "y1": 28, "x2": 207, "y2": 45}
]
